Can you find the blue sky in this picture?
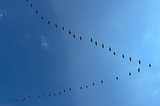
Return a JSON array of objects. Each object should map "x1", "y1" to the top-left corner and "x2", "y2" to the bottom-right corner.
[{"x1": 0, "y1": 0, "x2": 160, "y2": 106}]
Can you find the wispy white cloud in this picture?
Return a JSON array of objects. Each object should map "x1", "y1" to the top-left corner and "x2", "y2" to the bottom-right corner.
[
  {"x1": 41, "y1": 35, "x2": 49, "y2": 50},
  {"x1": 0, "y1": 10, "x2": 7, "y2": 20}
]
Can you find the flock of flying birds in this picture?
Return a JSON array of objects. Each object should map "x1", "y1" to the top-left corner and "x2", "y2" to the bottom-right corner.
[
  {"x1": 3, "y1": 80, "x2": 103, "y2": 103},
  {"x1": 2, "y1": 0, "x2": 152, "y2": 104}
]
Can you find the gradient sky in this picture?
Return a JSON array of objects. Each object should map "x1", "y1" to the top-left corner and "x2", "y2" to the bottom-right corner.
[{"x1": 0, "y1": 0, "x2": 160, "y2": 106}]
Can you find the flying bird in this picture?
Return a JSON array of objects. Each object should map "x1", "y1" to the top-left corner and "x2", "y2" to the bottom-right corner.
[
  {"x1": 91, "y1": 38, "x2": 93, "y2": 42},
  {"x1": 55, "y1": 24, "x2": 57, "y2": 28},
  {"x1": 41, "y1": 16, "x2": 43, "y2": 20},
  {"x1": 3, "y1": 101, "x2": 5, "y2": 103},
  {"x1": 54, "y1": 94, "x2": 56, "y2": 96},
  {"x1": 109, "y1": 47, "x2": 111, "y2": 52},
  {"x1": 101, "y1": 80, "x2": 103, "y2": 83},
  {"x1": 139, "y1": 60, "x2": 141, "y2": 64},
  {"x1": 95, "y1": 41, "x2": 97, "y2": 46},
  {"x1": 27, "y1": 0, "x2": 28, "y2": 2},
  {"x1": 69, "y1": 30, "x2": 71, "y2": 35},
  {"x1": 102, "y1": 44, "x2": 104, "y2": 48},
  {"x1": 59, "y1": 92, "x2": 61, "y2": 95},
  {"x1": 18, "y1": 100, "x2": 19, "y2": 102},
  {"x1": 138, "y1": 68, "x2": 140, "y2": 73},
  {"x1": 129, "y1": 72, "x2": 131, "y2": 76},
  {"x1": 48, "y1": 21, "x2": 50, "y2": 24},
  {"x1": 80, "y1": 87, "x2": 82, "y2": 89},
  {"x1": 49, "y1": 94, "x2": 51, "y2": 96},
  {"x1": 9, "y1": 100, "x2": 10, "y2": 102},
  {"x1": 93, "y1": 83, "x2": 95, "y2": 86},
  {"x1": 149, "y1": 64, "x2": 151, "y2": 67},
  {"x1": 38, "y1": 96, "x2": 40, "y2": 98},
  {"x1": 64, "y1": 90, "x2": 66, "y2": 92},
  {"x1": 12, "y1": 100, "x2": 14, "y2": 101},
  {"x1": 31, "y1": 4, "x2": 33, "y2": 7},
  {"x1": 24, "y1": 98, "x2": 25, "y2": 100},
  {"x1": 69, "y1": 88, "x2": 71, "y2": 91},
  {"x1": 80, "y1": 36, "x2": 82, "y2": 40},
  {"x1": 36, "y1": 10, "x2": 38, "y2": 14},
  {"x1": 29, "y1": 96, "x2": 31, "y2": 98},
  {"x1": 62, "y1": 27, "x2": 64, "y2": 30},
  {"x1": 116, "y1": 77, "x2": 118, "y2": 80},
  {"x1": 22, "y1": 100, "x2": 24, "y2": 102},
  {"x1": 113, "y1": 52, "x2": 116, "y2": 55},
  {"x1": 129, "y1": 57, "x2": 131, "y2": 61},
  {"x1": 86, "y1": 86, "x2": 88, "y2": 88},
  {"x1": 42, "y1": 95, "x2": 44, "y2": 97},
  {"x1": 122, "y1": 54, "x2": 124, "y2": 58},
  {"x1": 73, "y1": 34, "x2": 75, "y2": 38}
]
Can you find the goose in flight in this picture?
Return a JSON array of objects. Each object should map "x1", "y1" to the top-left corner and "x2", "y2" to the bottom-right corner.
[
  {"x1": 64, "y1": 90, "x2": 66, "y2": 92},
  {"x1": 138, "y1": 68, "x2": 140, "y2": 73},
  {"x1": 80, "y1": 36, "x2": 82, "y2": 40},
  {"x1": 31, "y1": 4, "x2": 33, "y2": 7},
  {"x1": 93, "y1": 83, "x2": 95, "y2": 86},
  {"x1": 149, "y1": 64, "x2": 151, "y2": 67},
  {"x1": 36, "y1": 10, "x2": 38, "y2": 14},
  {"x1": 113, "y1": 52, "x2": 116, "y2": 55},
  {"x1": 91, "y1": 38, "x2": 93, "y2": 42},
  {"x1": 116, "y1": 77, "x2": 118, "y2": 80},
  {"x1": 55, "y1": 24, "x2": 57, "y2": 28},
  {"x1": 139, "y1": 60, "x2": 141, "y2": 64},
  {"x1": 48, "y1": 21, "x2": 50, "y2": 24},
  {"x1": 59, "y1": 92, "x2": 61, "y2": 95},
  {"x1": 122, "y1": 54, "x2": 124, "y2": 58},
  {"x1": 42, "y1": 95, "x2": 44, "y2": 97},
  {"x1": 129, "y1": 57, "x2": 131, "y2": 61},
  {"x1": 102, "y1": 44, "x2": 104, "y2": 48},
  {"x1": 95, "y1": 41, "x2": 97, "y2": 46},
  {"x1": 41, "y1": 16, "x2": 43, "y2": 20},
  {"x1": 49, "y1": 94, "x2": 51, "y2": 96},
  {"x1": 109, "y1": 47, "x2": 111, "y2": 52},
  {"x1": 86, "y1": 86, "x2": 88, "y2": 88},
  {"x1": 69, "y1": 88, "x2": 71, "y2": 91},
  {"x1": 73, "y1": 34, "x2": 75, "y2": 38},
  {"x1": 80, "y1": 87, "x2": 82, "y2": 89},
  {"x1": 54, "y1": 94, "x2": 56, "y2": 96},
  {"x1": 69, "y1": 30, "x2": 71, "y2": 35},
  {"x1": 62, "y1": 27, "x2": 64, "y2": 30},
  {"x1": 101, "y1": 80, "x2": 103, "y2": 83},
  {"x1": 29, "y1": 96, "x2": 31, "y2": 98},
  {"x1": 129, "y1": 72, "x2": 131, "y2": 76}
]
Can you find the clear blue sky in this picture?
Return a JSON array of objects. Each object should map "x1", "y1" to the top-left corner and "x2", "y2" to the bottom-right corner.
[{"x1": 0, "y1": 0, "x2": 160, "y2": 106}]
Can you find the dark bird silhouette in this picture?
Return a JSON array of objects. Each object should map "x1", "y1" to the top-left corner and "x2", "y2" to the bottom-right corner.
[
  {"x1": 116, "y1": 77, "x2": 118, "y2": 80},
  {"x1": 27, "y1": 0, "x2": 28, "y2": 2},
  {"x1": 55, "y1": 24, "x2": 57, "y2": 28},
  {"x1": 29, "y1": 96, "x2": 31, "y2": 98},
  {"x1": 48, "y1": 21, "x2": 50, "y2": 25},
  {"x1": 18, "y1": 100, "x2": 19, "y2": 102},
  {"x1": 69, "y1": 30, "x2": 71, "y2": 35},
  {"x1": 95, "y1": 41, "x2": 97, "y2": 46},
  {"x1": 59, "y1": 92, "x2": 61, "y2": 95},
  {"x1": 38, "y1": 96, "x2": 40, "y2": 98},
  {"x1": 138, "y1": 68, "x2": 140, "y2": 73},
  {"x1": 12, "y1": 100, "x2": 14, "y2": 101},
  {"x1": 113, "y1": 52, "x2": 116, "y2": 55},
  {"x1": 64, "y1": 90, "x2": 66, "y2": 92},
  {"x1": 80, "y1": 87, "x2": 82, "y2": 89},
  {"x1": 80, "y1": 36, "x2": 82, "y2": 40},
  {"x1": 69, "y1": 88, "x2": 71, "y2": 91},
  {"x1": 42, "y1": 95, "x2": 44, "y2": 97},
  {"x1": 149, "y1": 64, "x2": 151, "y2": 67},
  {"x1": 73, "y1": 34, "x2": 75, "y2": 38},
  {"x1": 86, "y1": 86, "x2": 88, "y2": 88},
  {"x1": 129, "y1": 72, "x2": 131, "y2": 76},
  {"x1": 129, "y1": 57, "x2": 131, "y2": 61},
  {"x1": 3, "y1": 101, "x2": 5, "y2": 103},
  {"x1": 122, "y1": 54, "x2": 124, "y2": 58},
  {"x1": 139, "y1": 60, "x2": 141, "y2": 64},
  {"x1": 49, "y1": 94, "x2": 51, "y2": 96},
  {"x1": 109, "y1": 47, "x2": 111, "y2": 52},
  {"x1": 31, "y1": 4, "x2": 33, "y2": 7},
  {"x1": 101, "y1": 80, "x2": 103, "y2": 83},
  {"x1": 62, "y1": 27, "x2": 64, "y2": 30},
  {"x1": 102, "y1": 44, "x2": 104, "y2": 48},
  {"x1": 22, "y1": 100, "x2": 24, "y2": 102},
  {"x1": 41, "y1": 16, "x2": 43, "y2": 20},
  {"x1": 91, "y1": 38, "x2": 93, "y2": 42},
  {"x1": 9, "y1": 100, "x2": 10, "y2": 102},
  {"x1": 93, "y1": 83, "x2": 95, "y2": 86},
  {"x1": 24, "y1": 98, "x2": 25, "y2": 100},
  {"x1": 54, "y1": 94, "x2": 56, "y2": 96},
  {"x1": 36, "y1": 10, "x2": 38, "y2": 14},
  {"x1": 15, "y1": 99, "x2": 17, "y2": 101}
]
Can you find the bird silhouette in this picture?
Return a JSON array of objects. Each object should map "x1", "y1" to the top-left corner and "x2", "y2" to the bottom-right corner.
[
  {"x1": 38, "y1": 96, "x2": 40, "y2": 98},
  {"x1": 149, "y1": 64, "x2": 151, "y2": 67},
  {"x1": 62, "y1": 27, "x2": 64, "y2": 30},
  {"x1": 9, "y1": 100, "x2": 10, "y2": 102},
  {"x1": 69, "y1": 88, "x2": 71, "y2": 91},
  {"x1": 55, "y1": 24, "x2": 57, "y2": 28},
  {"x1": 113, "y1": 52, "x2": 116, "y2": 55},
  {"x1": 102, "y1": 44, "x2": 104, "y2": 48},
  {"x1": 18, "y1": 100, "x2": 19, "y2": 102},
  {"x1": 36, "y1": 10, "x2": 38, "y2": 14},
  {"x1": 122, "y1": 54, "x2": 124, "y2": 58},
  {"x1": 93, "y1": 83, "x2": 95, "y2": 86},
  {"x1": 80, "y1": 87, "x2": 82, "y2": 89},
  {"x1": 42, "y1": 95, "x2": 44, "y2": 97},
  {"x1": 27, "y1": 0, "x2": 28, "y2": 2},
  {"x1": 69, "y1": 30, "x2": 71, "y2": 35},
  {"x1": 41, "y1": 16, "x2": 43, "y2": 20},
  {"x1": 31, "y1": 4, "x2": 33, "y2": 7},
  {"x1": 109, "y1": 47, "x2": 111, "y2": 52},
  {"x1": 129, "y1": 72, "x2": 131, "y2": 76},
  {"x1": 3, "y1": 101, "x2": 5, "y2": 103},
  {"x1": 64, "y1": 90, "x2": 66, "y2": 92},
  {"x1": 101, "y1": 80, "x2": 103, "y2": 83},
  {"x1": 116, "y1": 77, "x2": 118, "y2": 80},
  {"x1": 49, "y1": 94, "x2": 51, "y2": 96},
  {"x1": 95, "y1": 41, "x2": 97, "y2": 46},
  {"x1": 29, "y1": 96, "x2": 31, "y2": 98},
  {"x1": 129, "y1": 57, "x2": 131, "y2": 61},
  {"x1": 54, "y1": 94, "x2": 56, "y2": 96},
  {"x1": 22, "y1": 100, "x2": 24, "y2": 102},
  {"x1": 12, "y1": 100, "x2": 14, "y2": 101},
  {"x1": 139, "y1": 60, "x2": 141, "y2": 64},
  {"x1": 73, "y1": 34, "x2": 75, "y2": 38},
  {"x1": 24, "y1": 98, "x2": 25, "y2": 100},
  {"x1": 48, "y1": 21, "x2": 50, "y2": 24},
  {"x1": 86, "y1": 86, "x2": 88, "y2": 88},
  {"x1": 80, "y1": 36, "x2": 82, "y2": 40},
  {"x1": 91, "y1": 38, "x2": 93, "y2": 42},
  {"x1": 59, "y1": 92, "x2": 61, "y2": 95},
  {"x1": 138, "y1": 68, "x2": 140, "y2": 73}
]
